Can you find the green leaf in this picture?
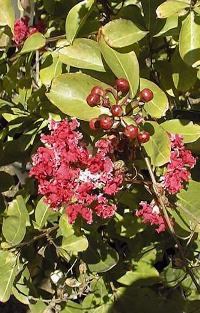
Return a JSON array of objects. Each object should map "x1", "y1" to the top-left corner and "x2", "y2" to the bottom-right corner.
[
  {"x1": 59, "y1": 214, "x2": 74, "y2": 237},
  {"x1": 167, "y1": 207, "x2": 191, "y2": 233},
  {"x1": 161, "y1": 265, "x2": 185, "y2": 287},
  {"x1": 140, "y1": 78, "x2": 169, "y2": 118},
  {"x1": 99, "y1": 37, "x2": 139, "y2": 97},
  {"x1": 83, "y1": 240, "x2": 119, "y2": 273},
  {"x1": 20, "y1": 33, "x2": 46, "y2": 54},
  {"x1": 62, "y1": 234, "x2": 88, "y2": 253},
  {"x1": 177, "y1": 180, "x2": 200, "y2": 226},
  {"x1": 29, "y1": 300, "x2": 48, "y2": 313},
  {"x1": 2, "y1": 196, "x2": 29, "y2": 245},
  {"x1": 179, "y1": 11, "x2": 200, "y2": 67},
  {"x1": 154, "y1": 15, "x2": 179, "y2": 37},
  {"x1": 171, "y1": 49, "x2": 197, "y2": 92},
  {"x1": 60, "y1": 300, "x2": 82, "y2": 313},
  {"x1": 47, "y1": 73, "x2": 109, "y2": 121},
  {"x1": 66, "y1": 0, "x2": 95, "y2": 43},
  {"x1": 0, "y1": 251, "x2": 18, "y2": 302},
  {"x1": 143, "y1": 121, "x2": 171, "y2": 166},
  {"x1": 156, "y1": 1, "x2": 189, "y2": 19},
  {"x1": 58, "y1": 38, "x2": 105, "y2": 71},
  {"x1": 40, "y1": 52, "x2": 62, "y2": 86},
  {"x1": 115, "y1": 212, "x2": 144, "y2": 238},
  {"x1": 0, "y1": 0, "x2": 15, "y2": 31},
  {"x1": 102, "y1": 19, "x2": 148, "y2": 48},
  {"x1": 117, "y1": 261, "x2": 159, "y2": 286},
  {"x1": 35, "y1": 197, "x2": 52, "y2": 229},
  {"x1": 161, "y1": 119, "x2": 200, "y2": 143},
  {"x1": 12, "y1": 267, "x2": 31, "y2": 305}
]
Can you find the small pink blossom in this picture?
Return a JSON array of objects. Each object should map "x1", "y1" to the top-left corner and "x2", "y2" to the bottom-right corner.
[
  {"x1": 136, "y1": 201, "x2": 167, "y2": 233},
  {"x1": 162, "y1": 134, "x2": 196, "y2": 194},
  {"x1": 13, "y1": 17, "x2": 29, "y2": 45}
]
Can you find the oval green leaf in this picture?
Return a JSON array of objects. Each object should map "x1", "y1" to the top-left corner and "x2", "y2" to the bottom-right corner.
[
  {"x1": 83, "y1": 240, "x2": 119, "y2": 273},
  {"x1": 0, "y1": 251, "x2": 18, "y2": 302},
  {"x1": 47, "y1": 73, "x2": 109, "y2": 121},
  {"x1": 161, "y1": 119, "x2": 200, "y2": 143},
  {"x1": 99, "y1": 37, "x2": 139, "y2": 97},
  {"x1": 117, "y1": 261, "x2": 159, "y2": 286},
  {"x1": 140, "y1": 78, "x2": 169, "y2": 118},
  {"x1": 40, "y1": 52, "x2": 62, "y2": 86},
  {"x1": 102, "y1": 19, "x2": 148, "y2": 48},
  {"x1": 66, "y1": 0, "x2": 95, "y2": 43},
  {"x1": 35, "y1": 197, "x2": 52, "y2": 229},
  {"x1": 59, "y1": 38, "x2": 105, "y2": 71},
  {"x1": 177, "y1": 180, "x2": 200, "y2": 228},
  {"x1": 156, "y1": 1, "x2": 189, "y2": 19},
  {"x1": 2, "y1": 196, "x2": 29, "y2": 245},
  {"x1": 20, "y1": 33, "x2": 46, "y2": 54},
  {"x1": 0, "y1": 0, "x2": 15, "y2": 31},
  {"x1": 143, "y1": 121, "x2": 171, "y2": 167},
  {"x1": 62, "y1": 234, "x2": 88, "y2": 253},
  {"x1": 179, "y1": 11, "x2": 200, "y2": 67}
]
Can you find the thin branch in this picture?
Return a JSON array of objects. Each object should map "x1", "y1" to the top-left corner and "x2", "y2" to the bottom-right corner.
[{"x1": 8, "y1": 225, "x2": 58, "y2": 250}]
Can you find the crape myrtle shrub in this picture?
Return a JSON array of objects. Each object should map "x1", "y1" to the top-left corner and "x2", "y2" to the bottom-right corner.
[{"x1": 2, "y1": 0, "x2": 200, "y2": 312}]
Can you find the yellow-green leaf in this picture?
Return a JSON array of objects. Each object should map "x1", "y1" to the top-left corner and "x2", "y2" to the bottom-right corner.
[
  {"x1": 20, "y1": 32, "x2": 46, "y2": 54},
  {"x1": 0, "y1": 251, "x2": 18, "y2": 302},
  {"x1": 47, "y1": 73, "x2": 109, "y2": 121},
  {"x1": 2, "y1": 196, "x2": 29, "y2": 245},
  {"x1": 102, "y1": 19, "x2": 148, "y2": 48},
  {"x1": 99, "y1": 37, "x2": 139, "y2": 97},
  {"x1": 59, "y1": 38, "x2": 105, "y2": 71},
  {"x1": 161, "y1": 119, "x2": 200, "y2": 143},
  {"x1": 140, "y1": 78, "x2": 169, "y2": 118},
  {"x1": 66, "y1": 0, "x2": 95, "y2": 43},
  {"x1": 143, "y1": 121, "x2": 171, "y2": 166},
  {"x1": 0, "y1": 0, "x2": 15, "y2": 31},
  {"x1": 156, "y1": 1, "x2": 189, "y2": 19},
  {"x1": 179, "y1": 11, "x2": 200, "y2": 67}
]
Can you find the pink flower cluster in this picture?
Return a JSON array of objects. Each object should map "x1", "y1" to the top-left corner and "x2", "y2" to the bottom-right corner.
[
  {"x1": 13, "y1": 17, "x2": 45, "y2": 45},
  {"x1": 162, "y1": 134, "x2": 196, "y2": 194},
  {"x1": 136, "y1": 201, "x2": 167, "y2": 233},
  {"x1": 29, "y1": 119, "x2": 123, "y2": 224}
]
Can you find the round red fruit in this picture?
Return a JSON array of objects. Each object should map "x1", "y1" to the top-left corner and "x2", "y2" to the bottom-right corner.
[
  {"x1": 99, "y1": 115, "x2": 113, "y2": 130},
  {"x1": 86, "y1": 93, "x2": 100, "y2": 107},
  {"x1": 124, "y1": 125, "x2": 138, "y2": 140},
  {"x1": 91, "y1": 86, "x2": 104, "y2": 96},
  {"x1": 89, "y1": 118, "x2": 99, "y2": 131},
  {"x1": 137, "y1": 131, "x2": 150, "y2": 143},
  {"x1": 115, "y1": 78, "x2": 130, "y2": 93},
  {"x1": 111, "y1": 105, "x2": 123, "y2": 117},
  {"x1": 139, "y1": 88, "x2": 154, "y2": 102}
]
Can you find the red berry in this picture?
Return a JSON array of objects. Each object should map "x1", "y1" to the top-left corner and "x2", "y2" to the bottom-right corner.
[
  {"x1": 86, "y1": 93, "x2": 100, "y2": 107},
  {"x1": 91, "y1": 86, "x2": 104, "y2": 96},
  {"x1": 139, "y1": 88, "x2": 154, "y2": 102},
  {"x1": 124, "y1": 125, "x2": 138, "y2": 140},
  {"x1": 111, "y1": 105, "x2": 123, "y2": 117},
  {"x1": 115, "y1": 78, "x2": 130, "y2": 93},
  {"x1": 99, "y1": 115, "x2": 113, "y2": 130},
  {"x1": 89, "y1": 118, "x2": 100, "y2": 131},
  {"x1": 137, "y1": 131, "x2": 150, "y2": 143}
]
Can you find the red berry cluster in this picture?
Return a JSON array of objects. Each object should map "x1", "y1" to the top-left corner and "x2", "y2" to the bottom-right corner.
[{"x1": 86, "y1": 78, "x2": 153, "y2": 144}]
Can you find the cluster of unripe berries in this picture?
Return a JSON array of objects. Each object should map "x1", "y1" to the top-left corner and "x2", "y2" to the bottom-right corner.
[{"x1": 86, "y1": 78, "x2": 154, "y2": 144}]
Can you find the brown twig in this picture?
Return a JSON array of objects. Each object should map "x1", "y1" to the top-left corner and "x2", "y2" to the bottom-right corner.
[{"x1": 8, "y1": 225, "x2": 58, "y2": 250}]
